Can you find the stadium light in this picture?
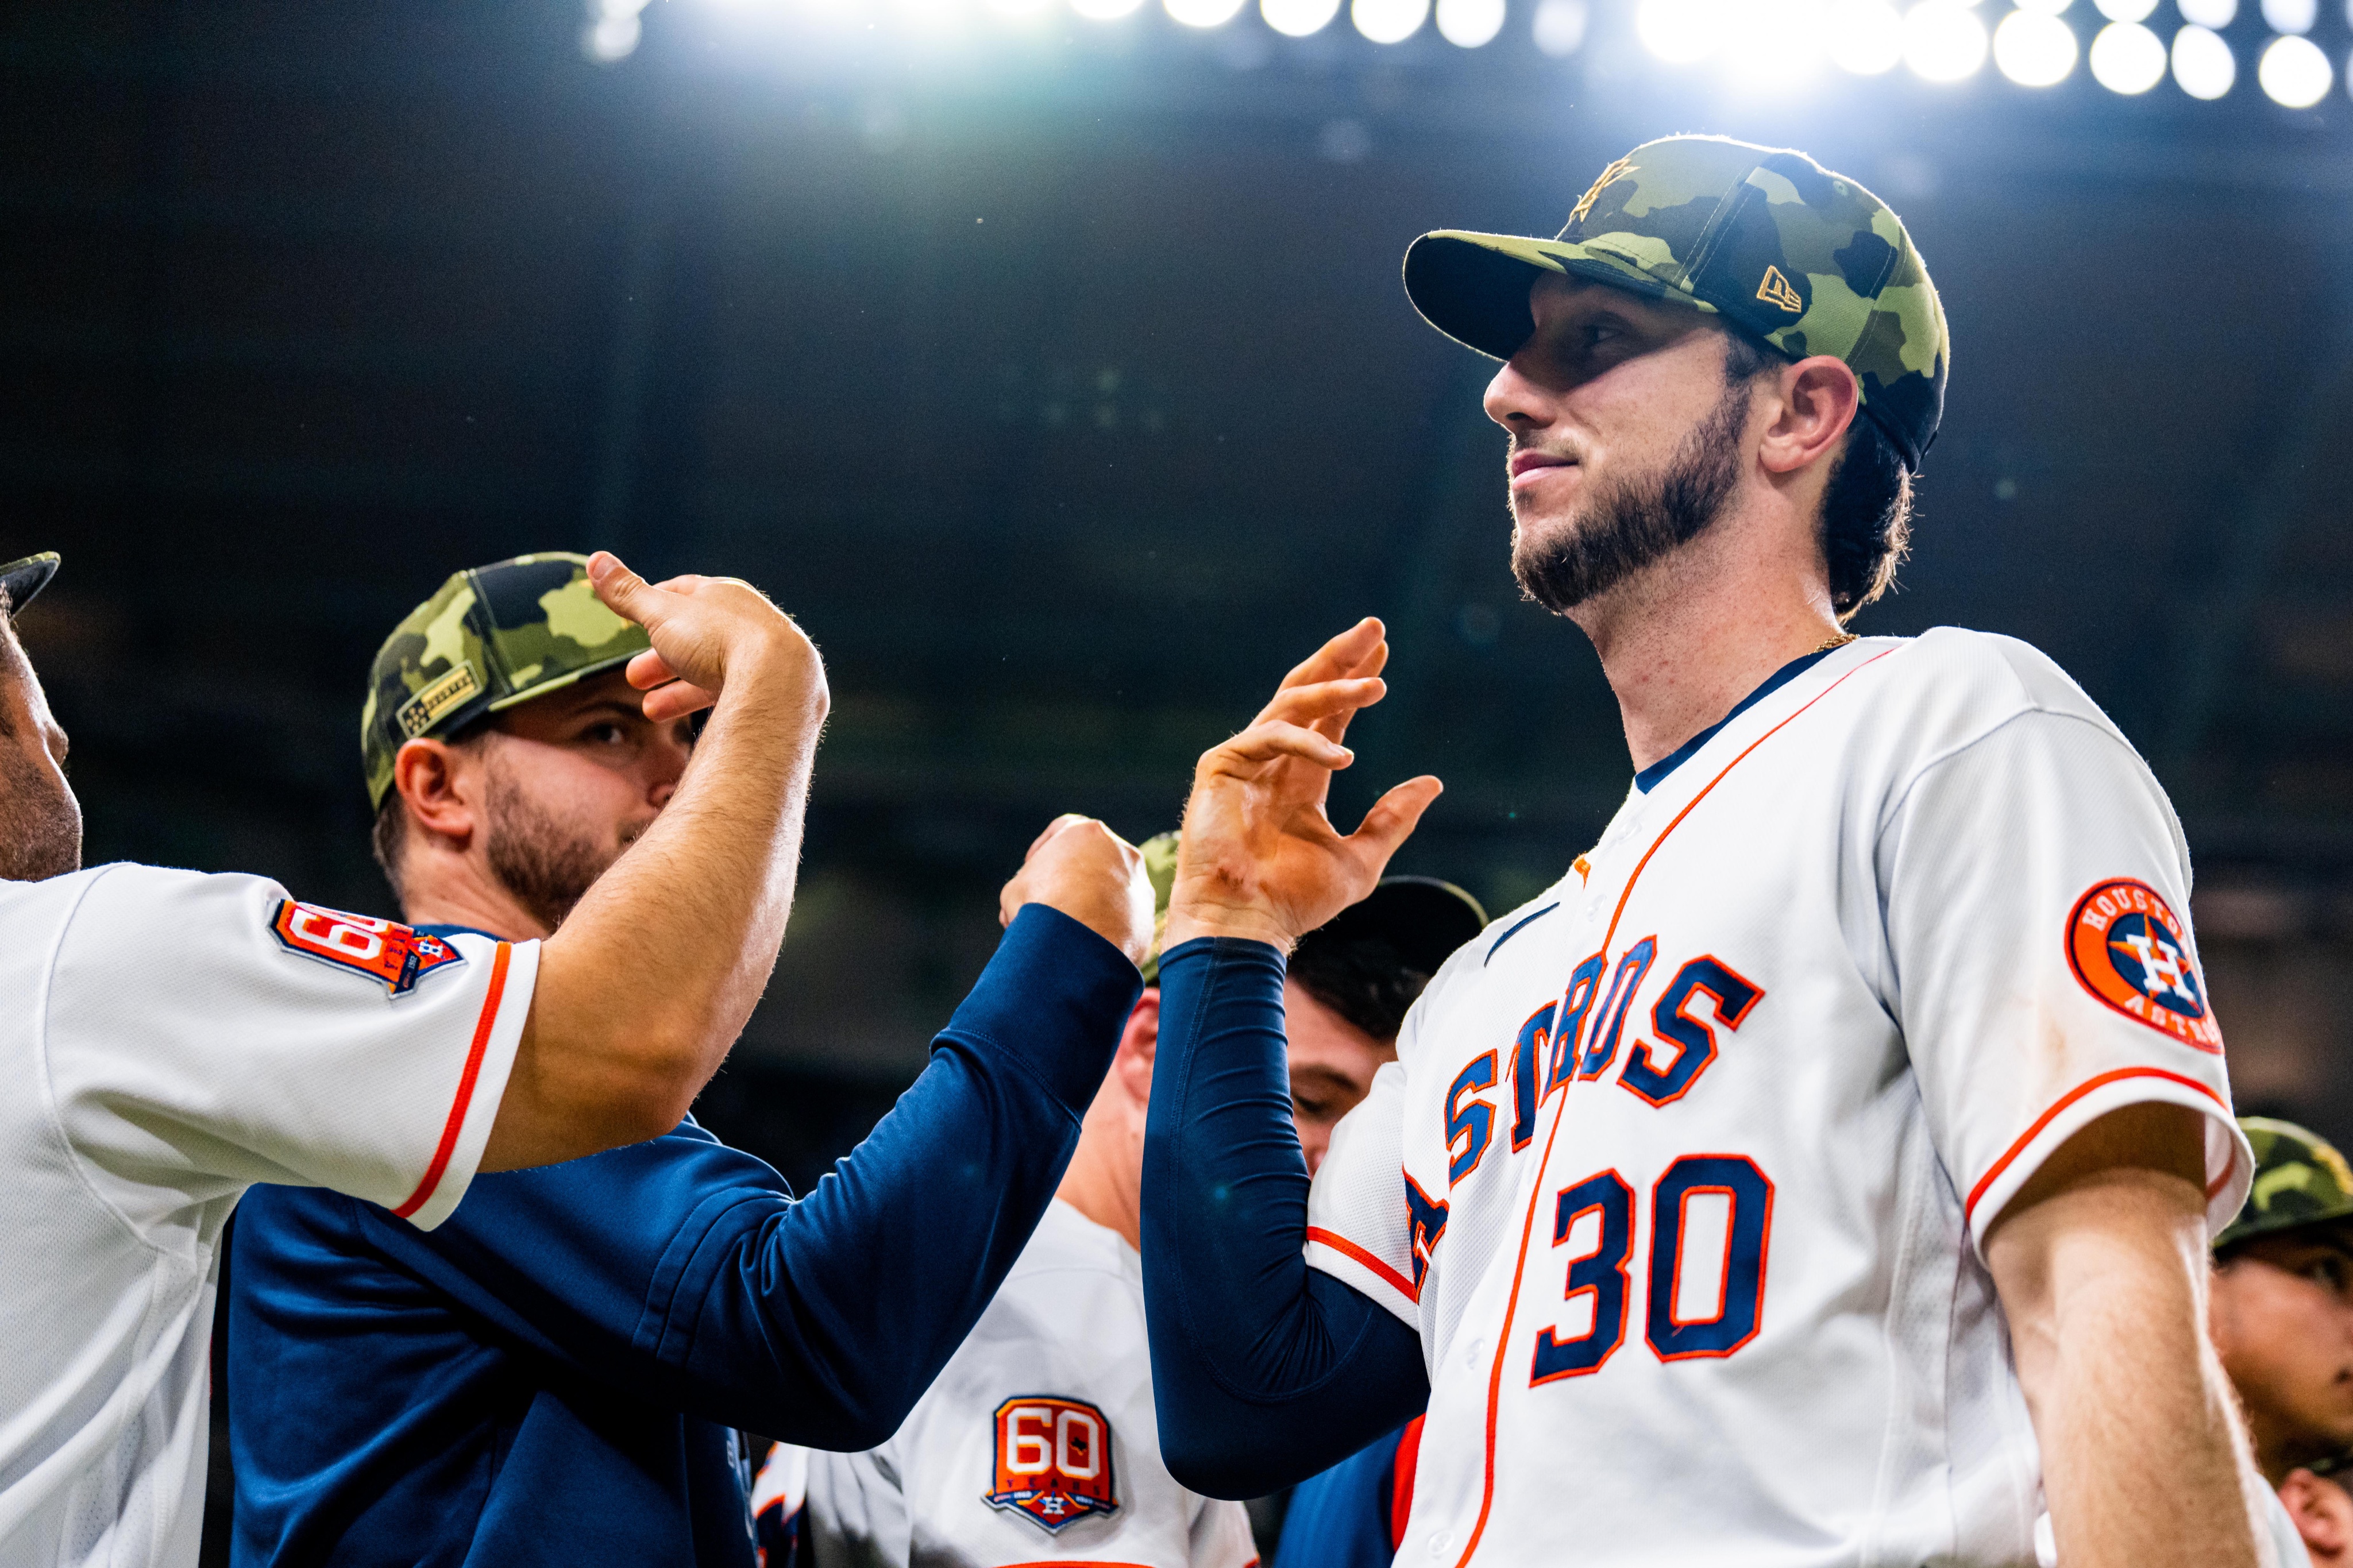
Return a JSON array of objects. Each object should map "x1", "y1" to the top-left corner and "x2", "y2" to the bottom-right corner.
[
  {"x1": 1827, "y1": 0, "x2": 1908, "y2": 71},
  {"x1": 1903, "y1": 0, "x2": 1991, "y2": 78},
  {"x1": 1264, "y1": 0, "x2": 1342, "y2": 34},
  {"x1": 1722, "y1": 0, "x2": 1830, "y2": 83},
  {"x1": 1355, "y1": 0, "x2": 1432, "y2": 38},
  {"x1": 2261, "y1": 0, "x2": 2316, "y2": 27},
  {"x1": 2258, "y1": 30, "x2": 2332, "y2": 95},
  {"x1": 1994, "y1": 7, "x2": 2080, "y2": 79},
  {"x1": 2177, "y1": 0, "x2": 2234, "y2": 25},
  {"x1": 2094, "y1": 0, "x2": 2158, "y2": 21},
  {"x1": 1438, "y1": 0, "x2": 1509, "y2": 45},
  {"x1": 1532, "y1": 0, "x2": 1590, "y2": 51},
  {"x1": 2015, "y1": 0, "x2": 2069, "y2": 16},
  {"x1": 1167, "y1": 0, "x2": 1247, "y2": 24},
  {"x1": 2171, "y1": 21, "x2": 2236, "y2": 91},
  {"x1": 2089, "y1": 15, "x2": 2169, "y2": 80},
  {"x1": 1638, "y1": 0, "x2": 1721, "y2": 61},
  {"x1": 583, "y1": 0, "x2": 648, "y2": 60}
]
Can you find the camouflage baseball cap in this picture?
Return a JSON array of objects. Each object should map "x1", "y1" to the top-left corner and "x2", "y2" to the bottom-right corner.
[
  {"x1": 1403, "y1": 134, "x2": 1949, "y2": 469},
  {"x1": 2216, "y1": 1117, "x2": 2353, "y2": 1254},
  {"x1": 361, "y1": 552, "x2": 652, "y2": 809},
  {"x1": 1132, "y1": 831, "x2": 1488, "y2": 986},
  {"x1": 0, "y1": 552, "x2": 60, "y2": 613}
]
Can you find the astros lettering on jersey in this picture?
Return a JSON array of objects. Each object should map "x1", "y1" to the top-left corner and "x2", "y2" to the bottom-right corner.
[{"x1": 1304, "y1": 630, "x2": 2252, "y2": 1567}]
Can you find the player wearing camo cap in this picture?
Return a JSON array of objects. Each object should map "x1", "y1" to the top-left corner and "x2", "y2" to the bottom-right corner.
[
  {"x1": 0, "y1": 545, "x2": 853, "y2": 1566},
  {"x1": 1139, "y1": 134, "x2": 2277, "y2": 1568},
  {"x1": 2213, "y1": 1118, "x2": 2353, "y2": 1565},
  {"x1": 222, "y1": 552, "x2": 1156, "y2": 1568}
]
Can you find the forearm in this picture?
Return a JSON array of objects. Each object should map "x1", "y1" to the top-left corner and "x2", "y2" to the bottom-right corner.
[
  {"x1": 503, "y1": 643, "x2": 826, "y2": 1164},
  {"x1": 1141, "y1": 936, "x2": 1428, "y2": 1498},
  {"x1": 1993, "y1": 1163, "x2": 2265, "y2": 1567},
  {"x1": 691, "y1": 905, "x2": 1140, "y2": 1443}
]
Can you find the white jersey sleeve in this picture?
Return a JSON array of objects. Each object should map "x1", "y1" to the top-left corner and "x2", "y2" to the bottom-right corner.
[
  {"x1": 44, "y1": 864, "x2": 538, "y2": 1232},
  {"x1": 1303, "y1": 1058, "x2": 1419, "y2": 1327},
  {"x1": 1879, "y1": 698, "x2": 2250, "y2": 1250}
]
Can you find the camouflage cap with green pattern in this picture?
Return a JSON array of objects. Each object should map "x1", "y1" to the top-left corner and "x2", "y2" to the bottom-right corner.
[
  {"x1": 1403, "y1": 134, "x2": 1948, "y2": 470},
  {"x1": 361, "y1": 552, "x2": 652, "y2": 809},
  {"x1": 2217, "y1": 1116, "x2": 2353, "y2": 1254}
]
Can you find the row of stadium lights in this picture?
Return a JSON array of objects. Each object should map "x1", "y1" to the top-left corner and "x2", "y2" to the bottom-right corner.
[{"x1": 587, "y1": 0, "x2": 2347, "y2": 105}]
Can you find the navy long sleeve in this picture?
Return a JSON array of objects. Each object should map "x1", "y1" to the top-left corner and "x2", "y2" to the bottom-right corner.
[
  {"x1": 1139, "y1": 936, "x2": 1428, "y2": 1500},
  {"x1": 229, "y1": 903, "x2": 1139, "y2": 1568}
]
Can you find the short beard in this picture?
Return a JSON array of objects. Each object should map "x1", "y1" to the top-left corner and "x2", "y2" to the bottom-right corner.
[
  {"x1": 1510, "y1": 372, "x2": 1753, "y2": 615},
  {"x1": 480, "y1": 750, "x2": 624, "y2": 933},
  {"x1": 0, "y1": 739, "x2": 80, "y2": 882}
]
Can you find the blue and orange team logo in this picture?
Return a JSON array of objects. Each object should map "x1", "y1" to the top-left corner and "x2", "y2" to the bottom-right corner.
[
  {"x1": 269, "y1": 900, "x2": 466, "y2": 996},
  {"x1": 985, "y1": 1396, "x2": 1117, "y2": 1532},
  {"x1": 2065, "y1": 879, "x2": 2222, "y2": 1053}
]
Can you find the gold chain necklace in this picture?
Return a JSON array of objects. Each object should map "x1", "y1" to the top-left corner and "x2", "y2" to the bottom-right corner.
[{"x1": 1812, "y1": 630, "x2": 1859, "y2": 655}]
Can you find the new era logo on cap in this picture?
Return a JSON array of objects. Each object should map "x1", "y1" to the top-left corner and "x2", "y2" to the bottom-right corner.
[{"x1": 1756, "y1": 265, "x2": 1804, "y2": 314}]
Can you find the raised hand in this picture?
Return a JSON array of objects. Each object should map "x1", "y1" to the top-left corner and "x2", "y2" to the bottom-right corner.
[
  {"x1": 586, "y1": 552, "x2": 825, "y2": 726},
  {"x1": 1164, "y1": 619, "x2": 1442, "y2": 953},
  {"x1": 1000, "y1": 814, "x2": 1155, "y2": 972}
]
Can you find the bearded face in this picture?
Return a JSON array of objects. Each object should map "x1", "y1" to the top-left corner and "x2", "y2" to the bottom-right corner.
[
  {"x1": 478, "y1": 741, "x2": 641, "y2": 932},
  {"x1": 0, "y1": 625, "x2": 82, "y2": 883},
  {"x1": 1509, "y1": 366, "x2": 1753, "y2": 615}
]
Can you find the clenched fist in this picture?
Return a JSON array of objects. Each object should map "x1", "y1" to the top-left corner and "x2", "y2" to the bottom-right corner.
[{"x1": 1000, "y1": 815, "x2": 1155, "y2": 972}]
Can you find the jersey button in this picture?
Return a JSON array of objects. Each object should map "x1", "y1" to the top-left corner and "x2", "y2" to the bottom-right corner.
[
  {"x1": 1428, "y1": 1529, "x2": 1455, "y2": 1557},
  {"x1": 1463, "y1": 1336, "x2": 1486, "y2": 1367}
]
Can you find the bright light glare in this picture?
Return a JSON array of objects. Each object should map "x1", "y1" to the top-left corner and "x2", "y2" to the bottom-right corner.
[
  {"x1": 1903, "y1": 0, "x2": 1990, "y2": 77},
  {"x1": 1531, "y1": 0, "x2": 1590, "y2": 50},
  {"x1": 2094, "y1": 0, "x2": 2155, "y2": 20},
  {"x1": 1722, "y1": 0, "x2": 1829, "y2": 80},
  {"x1": 2016, "y1": 0, "x2": 2070, "y2": 15},
  {"x1": 992, "y1": 0, "x2": 1052, "y2": 18},
  {"x1": 1355, "y1": 0, "x2": 1431, "y2": 38},
  {"x1": 1639, "y1": 0, "x2": 1722, "y2": 61},
  {"x1": 1438, "y1": 0, "x2": 1509, "y2": 45},
  {"x1": 2088, "y1": 16, "x2": 2168, "y2": 80},
  {"x1": 2171, "y1": 21, "x2": 2235, "y2": 91},
  {"x1": 1993, "y1": 7, "x2": 2078, "y2": 77},
  {"x1": 2258, "y1": 30, "x2": 2332, "y2": 96},
  {"x1": 1827, "y1": 0, "x2": 1907, "y2": 70},
  {"x1": 2261, "y1": 0, "x2": 2316, "y2": 29},
  {"x1": 1264, "y1": 0, "x2": 1342, "y2": 33},
  {"x1": 1166, "y1": 0, "x2": 1245, "y2": 24},
  {"x1": 2177, "y1": 0, "x2": 2234, "y2": 25},
  {"x1": 584, "y1": 13, "x2": 641, "y2": 58}
]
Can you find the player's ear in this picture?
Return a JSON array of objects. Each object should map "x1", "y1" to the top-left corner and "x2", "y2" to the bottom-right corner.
[
  {"x1": 1118, "y1": 990, "x2": 1160, "y2": 1068},
  {"x1": 2282, "y1": 1471, "x2": 2353, "y2": 1556},
  {"x1": 393, "y1": 737, "x2": 480, "y2": 850},
  {"x1": 1756, "y1": 356, "x2": 1858, "y2": 479}
]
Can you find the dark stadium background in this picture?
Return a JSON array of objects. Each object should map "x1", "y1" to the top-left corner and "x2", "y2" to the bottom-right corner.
[{"x1": 6, "y1": 9, "x2": 2351, "y2": 1546}]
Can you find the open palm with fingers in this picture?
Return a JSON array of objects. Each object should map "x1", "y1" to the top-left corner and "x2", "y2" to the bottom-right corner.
[{"x1": 1165, "y1": 618, "x2": 1443, "y2": 953}]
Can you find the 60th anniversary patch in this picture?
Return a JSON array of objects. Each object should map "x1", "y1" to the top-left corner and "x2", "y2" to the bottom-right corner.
[{"x1": 270, "y1": 900, "x2": 467, "y2": 997}]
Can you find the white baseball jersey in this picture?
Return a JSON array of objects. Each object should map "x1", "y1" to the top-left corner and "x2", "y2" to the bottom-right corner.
[
  {"x1": 803, "y1": 1199, "x2": 1258, "y2": 1568},
  {"x1": 1305, "y1": 629, "x2": 2252, "y2": 1568},
  {"x1": 0, "y1": 864, "x2": 537, "y2": 1568}
]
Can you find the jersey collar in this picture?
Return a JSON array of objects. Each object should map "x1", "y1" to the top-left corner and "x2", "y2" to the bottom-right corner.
[{"x1": 1632, "y1": 646, "x2": 1841, "y2": 795}]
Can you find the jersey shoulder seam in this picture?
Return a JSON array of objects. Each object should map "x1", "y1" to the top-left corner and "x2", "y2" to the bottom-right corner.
[
  {"x1": 39, "y1": 864, "x2": 174, "y2": 1259},
  {"x1": 1872, "y1": 705, "x2": 2142, "y2": 849}
]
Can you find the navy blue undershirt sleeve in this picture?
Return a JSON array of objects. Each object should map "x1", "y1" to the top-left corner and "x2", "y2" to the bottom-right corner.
[
  {"x1": 1140, "y1": 936, "x2": 1428, "y2": 1500},
  {"x1": 348, "y1": 902, "x2": 1139, "y2": 1448}
]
